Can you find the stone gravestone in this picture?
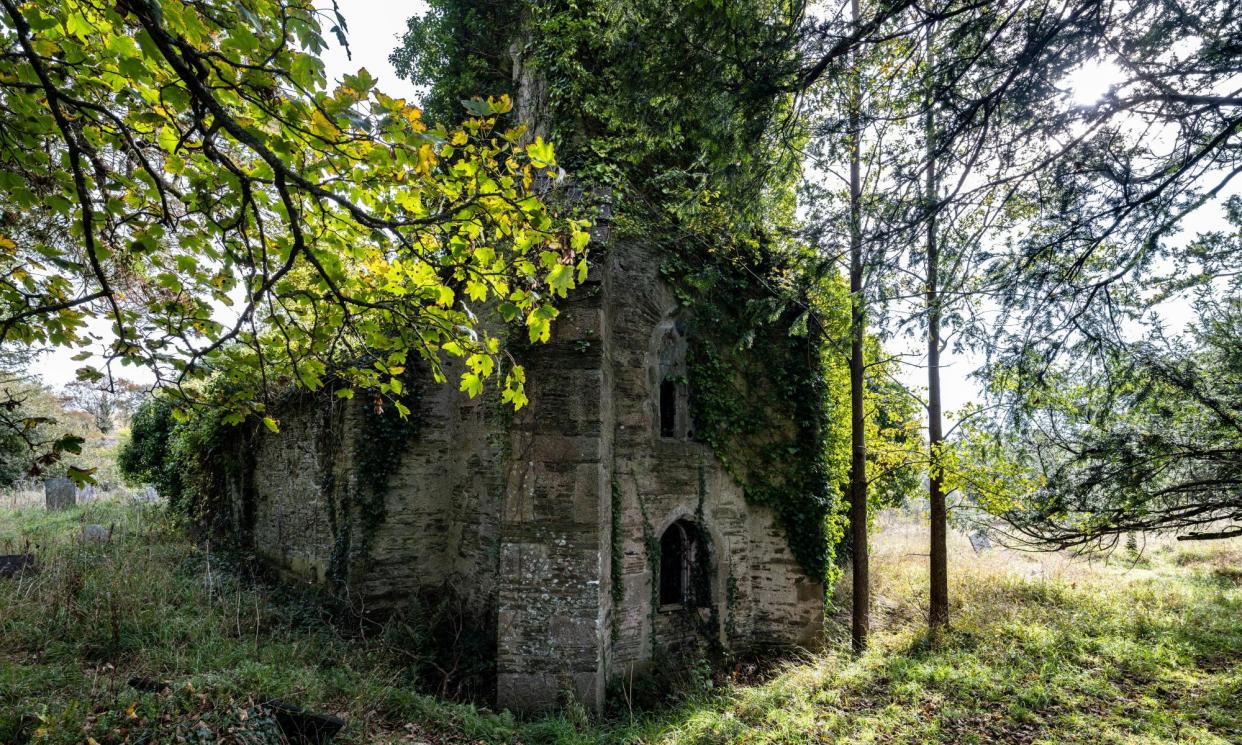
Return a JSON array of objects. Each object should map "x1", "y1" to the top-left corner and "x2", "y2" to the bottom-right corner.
[
  {"x1": 968, "y1": 529, "x2": 992, "y2": 553},
  {"x1": 80, "y1": 524, "x2": 112, "y2": 543},
  {"x1": 76, "y1": 484, "x2": 96, "y2": 504},
  {"x1": 44, "y1": 477, "x2": 76, "y2": 511},
  {"x1": 0, "y1": 554, "x2": 36, "y2": 577}
]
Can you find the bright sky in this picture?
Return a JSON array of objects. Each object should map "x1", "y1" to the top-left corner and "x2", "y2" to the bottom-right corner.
[
  {"x1": 316, "y1": 1, "x2": 425, "y2": 104},
  {"x1": 892, "y1": 56, "x2": 1235, "y2": 417}
]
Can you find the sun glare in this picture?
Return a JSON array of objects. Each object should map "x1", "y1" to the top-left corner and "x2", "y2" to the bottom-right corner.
[{"x1": 1065, "y1": 58, "x2": 1123, "y2": 105}]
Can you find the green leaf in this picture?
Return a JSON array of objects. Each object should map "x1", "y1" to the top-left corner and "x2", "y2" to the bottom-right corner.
[
  {"x1": 75, "y1": 366, "x2": 104, "y2": 383},
  {"x1": 571, "y1": 227, "x2": 590, "y2": 252},
  {"x1": 158, "y1": 126, "x2": 180, "y2": 154},
  {"x1": 527, "y1": 305, "x2": 558, "y2": 343},
  {"x1": 526, "y1": 137, "x2": 555, "y2": 168},
  {"x1": 466, "y1": 279, "x2": 488, "y2": 302},
  {"x1": 64, "y1": 12, "x2": 92, "y2": 39},
  {"x1": 461, "y1": 98, "x2": 494, "y2": 117},
  {"x1": 460, "y1": 372, "x2": 483, "y2": 398},
  {"x1": 66, "y1": 466, "x2": 97, "y2": 486},
  {"x1": 547, "y1": 264, "x2": 573, "y2": 298},
  {"x1": 55, "y1": 435, "x2": 86, "y2": 456},
  {"x1": 290, "y1": 53, "x2": 325, "y2": 88}
]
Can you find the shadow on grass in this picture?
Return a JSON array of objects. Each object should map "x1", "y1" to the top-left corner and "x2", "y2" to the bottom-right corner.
[{"x1": 3, "y1": 501, "x2": 1240, "y2": 744}]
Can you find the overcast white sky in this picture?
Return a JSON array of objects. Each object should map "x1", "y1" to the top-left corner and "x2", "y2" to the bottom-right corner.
[
  {"x1": 31, "y1": 2, "x2": 1232, "y2": 421},
  {"x1": 316, "y1": 1, "x2": 425, "y2": 103}
]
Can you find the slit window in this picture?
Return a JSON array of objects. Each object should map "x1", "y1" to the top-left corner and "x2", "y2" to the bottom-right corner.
[
  {"x1": 659, "y1": 378, "x2": 677, "y2": 438},
  {"x1": 656, "y1": 320, "x2": 692, "y2": 440}
]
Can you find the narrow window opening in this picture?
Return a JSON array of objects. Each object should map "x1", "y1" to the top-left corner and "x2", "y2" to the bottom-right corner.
[
  {"x1": 659, "y1": 522, "x2": 688, "y2": 606},
  {"x1": 659, "y1": 519, "x2": 708, "y2": 609},
  {"x1": 659, "y1": 378, "x2": 677, "y2": 438}
]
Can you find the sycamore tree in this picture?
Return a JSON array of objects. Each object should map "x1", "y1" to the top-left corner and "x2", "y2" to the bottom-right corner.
[{"x1": 0, "y1": 0, "x2": 588, "y2": 477}]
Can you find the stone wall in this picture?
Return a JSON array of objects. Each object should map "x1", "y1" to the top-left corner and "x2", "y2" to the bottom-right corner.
[
  {"x1": 248, "y1": 398, "x2": 345, "y2": 585},
  {"x1": 231, "y1": 233, "x2": 823, "y2": 713},
  {"x1": 241, "y1": 371, "x2": 505, "y2": 616},
  {"x1": 604, "y1": 238, "x2": 824, "y2": 682},
  {"x1": 494, "y1": 255, "x2": 615, "y2": 712}
]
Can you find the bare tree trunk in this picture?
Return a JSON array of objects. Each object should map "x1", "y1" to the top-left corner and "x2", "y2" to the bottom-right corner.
[
  {"x1": 848, "y1": 0, "x2": 870, "y2": 655},
  {"x1": 925, "y1": 23, "x2": 949, "y2": 632}
]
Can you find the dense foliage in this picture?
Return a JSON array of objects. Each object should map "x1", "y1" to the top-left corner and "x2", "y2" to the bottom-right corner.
[
  {"x1": 0, "y1": 0, "x2": 589, "y2": 481},
  {"x1": 966, "y1": 290, "x2": 1242, "y2": 550},
  {"x1": 117, "y1": 393, "x2": 238, "y2": 525},
  {"x1": 396, "y1": 0, "x2": 804, "y2": 220},
  {"x1": 0, "y1": 350, "x2": 137, "y2": 487},
  {"x1": 394, "y1": 0, "x2": 926, "y2": 580}
]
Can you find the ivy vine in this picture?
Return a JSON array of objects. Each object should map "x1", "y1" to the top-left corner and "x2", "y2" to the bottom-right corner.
[
  {"x1": 325, "y1": 369, "x2": 423, "y2": 588},
  {"x1": 392, "y1": 0, "x2": 839, "y2": 582}
]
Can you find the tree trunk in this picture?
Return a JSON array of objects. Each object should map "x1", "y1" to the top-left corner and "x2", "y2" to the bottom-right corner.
[
  {"x1": 848, "y1": 0, "x2": 870, "y2": 655},
  {"x1": 926, "y1": 23, "x2": 949, "y2": 632}
]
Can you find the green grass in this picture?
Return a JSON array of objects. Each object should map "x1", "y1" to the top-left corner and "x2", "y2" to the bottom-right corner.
[{"x1": 2, "y1": 501, "x2": 1239, "y2": 744}]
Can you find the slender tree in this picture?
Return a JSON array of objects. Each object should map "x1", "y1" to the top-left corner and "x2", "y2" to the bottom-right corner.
[
  {"x1": 846, "y1": 0, "x2": 870, "y2": 653},
  {"x1": 923, "y1": 19, "x2": 949, "y2": 632}
]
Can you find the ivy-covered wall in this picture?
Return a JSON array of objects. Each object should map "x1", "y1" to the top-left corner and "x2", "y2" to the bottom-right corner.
[
  {"x1": 604, "y1": 235, "x2": 826, "y2": 681},
  {"x1": 395, "y1": 0, "x2": 840, "y2": 587},
  {"x1": 116, "y1": 0, "x2": 925, "y2": 716},
  {"x1": 236, "y1": 363, "x2": 507, "y2": 610}
]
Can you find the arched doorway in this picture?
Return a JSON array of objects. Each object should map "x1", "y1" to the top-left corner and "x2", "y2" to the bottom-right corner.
[{"x1": 658, "y1": 518, "x2": 710, "y2": 609}]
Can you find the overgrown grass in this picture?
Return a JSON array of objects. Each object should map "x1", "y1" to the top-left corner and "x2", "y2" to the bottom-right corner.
[{"x1": 2, "y1": 501, "x2": 1239, "y2": 744}]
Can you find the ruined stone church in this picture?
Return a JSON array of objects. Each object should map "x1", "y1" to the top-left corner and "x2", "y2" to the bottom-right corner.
[
  {"x1": 223, "y1": 18, "x2": 827, "y2": 714},
  {"x1": 229, "y1": 231, "x2": 825, "y2": 711}
]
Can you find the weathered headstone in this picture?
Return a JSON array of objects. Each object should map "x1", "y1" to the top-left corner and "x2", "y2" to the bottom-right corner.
[
  {"x1": 44, "y1": 477, "x2": 75, "y2": 511},
  {"x1": 128, "y1": 676, "x2": 171, "y2": 693},
  {"x1": 265, "y1": 700, "x2": 344, "y2": 745},
  {"x1": 968, "y1": 530, "x2": 992, "y2": 553},
  {"x1": 80, "y1": 524, "x2": 112, "y2": 543}
]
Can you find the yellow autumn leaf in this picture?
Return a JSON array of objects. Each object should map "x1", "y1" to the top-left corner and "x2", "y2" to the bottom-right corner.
[
  {"x1": 417, "y1": 144, "x2": 436, "y2": 175},
  {"x1": 309, "y1": 109, "x2": 337, "y2": 138}
]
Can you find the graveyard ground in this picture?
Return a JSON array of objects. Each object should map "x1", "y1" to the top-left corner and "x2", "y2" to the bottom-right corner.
[{"x1": 1, "y1": 496, "x2": 1240, "y2": 744}]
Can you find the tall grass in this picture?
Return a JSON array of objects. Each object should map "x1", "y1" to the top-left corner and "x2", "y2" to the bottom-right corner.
[{"x1": 2, "y1": 500, "x2": 1239, "y2": 744}]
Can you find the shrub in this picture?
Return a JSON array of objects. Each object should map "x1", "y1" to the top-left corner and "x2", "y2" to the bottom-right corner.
[
  {"x1": 117, "y1": 397, "x2": 176, "y2": 491},
  {"x1": 118, "y1": 396, "x2": 241, "y2": 529}
]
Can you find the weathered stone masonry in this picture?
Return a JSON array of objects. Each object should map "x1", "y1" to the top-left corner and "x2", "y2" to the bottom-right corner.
[{"x1": 229, "y1": 235, "x2": 824, "y2": 712}]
